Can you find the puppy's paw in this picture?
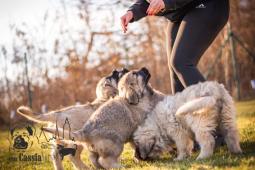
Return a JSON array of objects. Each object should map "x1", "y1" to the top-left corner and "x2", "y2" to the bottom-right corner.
[
  {"x1": 133, "y1": 157, "x2": 140, "y2": 163},
  {"x1": 232, "y1": 149, "x2": 243, "y2": 155},
  {"x1": 174, "y1": 157, "x2": 184, "y2": 161},
  {"x1": 112, "y1": 163, "x2": 123, "y2": 169},
  {"x1": 174, "y1": 153, "x2": 188, "y2": 161},
  {"x1": 196, "y1": 155, "x2": 209, "y2": 160}
]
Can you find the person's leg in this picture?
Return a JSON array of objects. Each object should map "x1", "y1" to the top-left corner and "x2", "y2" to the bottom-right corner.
[
  {"x1": 170, "y1": 0, "x2": 229, "y2": 87},
  {"x1": 166, "y1": 21, "x2": 184, "y2": 94}
]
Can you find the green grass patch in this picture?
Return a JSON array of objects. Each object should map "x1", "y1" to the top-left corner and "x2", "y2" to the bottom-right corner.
[{"x1": 0, "y1": 100, "x2": 255, "y2": 170}]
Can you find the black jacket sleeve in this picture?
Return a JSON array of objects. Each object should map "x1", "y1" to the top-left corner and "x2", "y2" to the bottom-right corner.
[
  {"x1": 128, "y1": 0, "x2": 197, "y2": 22},
  {"x1": 163, "y1": 0, "x2": 194, "y2": 10},
  {"x1": 128, "y1": 0, "x2": 150, "y2": 22}
]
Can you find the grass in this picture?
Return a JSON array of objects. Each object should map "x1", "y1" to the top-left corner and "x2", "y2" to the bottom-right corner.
[{"x1": 0, "y1": 100, "x2": 255, "y2": 170}]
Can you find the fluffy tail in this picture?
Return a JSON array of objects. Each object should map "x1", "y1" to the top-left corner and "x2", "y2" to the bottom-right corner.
[
  {"x1": 176, "y1": 96, "x2": 216, "y2": 117},
  {"x1": 17, "y1": 106, "x2": 53, "y2": 124},
  {"x1": 42, "y1": 127, "x2": 84, "y2": 142},
  {"x1": 219, "y1": 85, "x2": 242, "y2": 154}
]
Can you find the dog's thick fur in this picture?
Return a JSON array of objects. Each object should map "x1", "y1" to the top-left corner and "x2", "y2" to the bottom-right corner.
[
  {"x1": 43, "y1": 68, "x2": 164, "y2": 169},
  {"x1": 133, "y1": 81, "x2": 242, "y2": 161},
  {"x1": 16, "y1": 69, "x2": 128, "y2": 170}
]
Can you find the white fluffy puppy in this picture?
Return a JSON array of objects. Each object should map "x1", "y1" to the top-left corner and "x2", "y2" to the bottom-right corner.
[{"x1": 133, "y1": 81, "x2": 242, "y2": 161}]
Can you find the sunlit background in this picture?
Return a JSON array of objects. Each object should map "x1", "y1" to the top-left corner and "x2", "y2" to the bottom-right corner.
[
  {"x1": 0, "y1": 0, "x2": 254, "y2": 117},
  {"x1": 0, "y1": 0, "x2": 132, "y2": 80},
  {"x1": 0, "y1": 1, "x2": 254, "y2": 170}
]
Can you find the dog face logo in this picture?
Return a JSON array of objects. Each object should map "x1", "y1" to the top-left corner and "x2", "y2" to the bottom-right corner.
[{"x1": 9, "y1": 126, "x2": 35, "y2": 152}]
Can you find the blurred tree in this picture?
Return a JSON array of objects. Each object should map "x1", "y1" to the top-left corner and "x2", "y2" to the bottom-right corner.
[{"x1": 0, "y1": 0, "x2": 254, "y2": 124}]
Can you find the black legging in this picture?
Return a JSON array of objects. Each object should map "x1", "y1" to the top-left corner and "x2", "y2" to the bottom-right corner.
[{"x1": 166, "y1": 0, "x2": 229, "y2": 94}]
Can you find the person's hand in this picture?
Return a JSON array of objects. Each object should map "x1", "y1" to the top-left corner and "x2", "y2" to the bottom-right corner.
[
  {"x1": 147, "y1": 0, "x2": 165, "y2": 15},
  {"x1": 120, "y1": 11, "x2": 134, "y2": 33}
]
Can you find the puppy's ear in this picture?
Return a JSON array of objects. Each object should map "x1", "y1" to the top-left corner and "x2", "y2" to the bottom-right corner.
[
  {"x1": 138, "y1": 67, "x2": 151, "y2": 84},
  {"x1": 118, "y1": 68, "x2": 129, "y2": 80},
  {"x1": 110, "y1": 69, "x2": 119, "y2": 81},
  {"x1": 126, "y1": 90, "x2": 139, "y2": 105},
  {"x1": 26, "y1": 126, "x2": 33, "y2": 136},
  {"x1": 10, "y1": 128, "x2": 15, "y2": 136},
  {"x1": 121, "y1": 68, "x2": 129, "y2": 74}
]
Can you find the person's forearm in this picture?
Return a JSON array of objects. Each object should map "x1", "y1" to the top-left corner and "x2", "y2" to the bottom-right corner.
[{"x1": 128, "y1": 0, "x2": 150, "y2": 22}]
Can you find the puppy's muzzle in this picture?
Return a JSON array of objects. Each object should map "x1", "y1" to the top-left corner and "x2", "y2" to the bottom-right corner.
[
  {"x1": 135, "y1": 147, "x2": 145, "y2": 160},
  {"x1": 134, "y1": 147, "x2": 149, "y2": 161}
]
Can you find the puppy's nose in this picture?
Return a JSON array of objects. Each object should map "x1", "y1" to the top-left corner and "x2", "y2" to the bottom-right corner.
[
  {"x1": 135, "y1": 148, "x2": 143, "y2": 160},
  {"x1": 135, "y1": 147, "x2": 147, "y2": 161}
]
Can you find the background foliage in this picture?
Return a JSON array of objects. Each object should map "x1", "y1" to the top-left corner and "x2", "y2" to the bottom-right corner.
[{"x1": 0, "y1": 0, "x2": 254, "y2": 125}]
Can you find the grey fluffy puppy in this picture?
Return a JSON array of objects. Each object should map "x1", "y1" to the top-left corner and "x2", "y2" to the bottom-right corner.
[
  {"x1": 133, "y1": 81, "x2": 242, "y2": 161},
  {"x1": 44, "y1": 67, "x2": 164, "y2": 169},
  {"x1": 16, "y1": 68, "x2": 128, "y2": 170}
]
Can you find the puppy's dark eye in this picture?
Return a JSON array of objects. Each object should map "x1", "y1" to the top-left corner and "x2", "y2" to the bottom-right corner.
[{"x1": 130, "y1": 82, "x2": 135, "y2": 86}]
